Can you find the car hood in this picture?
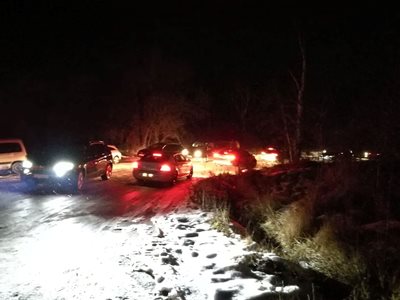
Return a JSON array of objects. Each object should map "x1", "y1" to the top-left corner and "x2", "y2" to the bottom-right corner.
[{"x1": 27, "y1": 148, "x2": 82, "y2": 166}]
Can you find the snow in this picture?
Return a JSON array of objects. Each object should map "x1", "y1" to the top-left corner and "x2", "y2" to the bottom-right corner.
[{"x1": 0, "y1": 208, "x2": 303, "y2": 299}]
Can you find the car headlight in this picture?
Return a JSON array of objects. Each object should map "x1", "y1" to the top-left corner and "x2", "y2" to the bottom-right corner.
[
  {"x1": 194, "y1": 149, "x2": 202, "y2": 158},
  {"x1": 22, "y1": 160, "x2": 33, "y2": 169},
  {"x1": 181, "y1": 148, "x2": 189, "y2": 156},
  {"x1": 53, "y1": 161, "x2": 74, "y2": 177}
]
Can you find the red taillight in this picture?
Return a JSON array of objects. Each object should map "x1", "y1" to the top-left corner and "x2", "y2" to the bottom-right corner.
[
  {"x1": 153, "y1": 152, "x2": 162, "y2": 157},
  {"x1": 226, "y1": 154, "x2": 236, "y2": 161},
  {"x1": 132, "y1": 161, "x2": 139, "y2": 169},
  {"x1": 160, "y1": 164, "x2": 171, "y2": 172}
]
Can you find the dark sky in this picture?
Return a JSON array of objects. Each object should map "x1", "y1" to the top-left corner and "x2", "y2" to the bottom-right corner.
[{"x1": 1, "y1": 2, "x2": 400, "y2": 149}]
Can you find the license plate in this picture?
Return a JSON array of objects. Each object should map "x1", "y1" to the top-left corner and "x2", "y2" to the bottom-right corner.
[{"x1": 33, "y1": 174, "x2": 49, "y2": 179}]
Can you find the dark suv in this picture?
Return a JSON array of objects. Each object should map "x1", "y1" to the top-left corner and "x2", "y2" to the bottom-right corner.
[{"x1": 21, "y1": 139, "x2": 113, "y2": 193}]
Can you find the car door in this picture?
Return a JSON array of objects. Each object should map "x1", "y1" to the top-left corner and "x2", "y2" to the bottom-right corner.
[
  {"x1": 84, "y1": 145, "x2": 98, "y2": 177},
  {"x1": 174, "y1": 154, "x2": 191, "y2": 177},
  {"x1": 91, "y1": 143, "x2": 108, "y2": 176}
]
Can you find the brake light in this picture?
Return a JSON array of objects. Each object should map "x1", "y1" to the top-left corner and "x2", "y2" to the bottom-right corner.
[
  {"x1": 153, "y1": 152, "x2": 162, "y2": 157},
  {"x1": 160, "y1": 164, "x2": 171, "y2": 172},
  {"x1": 225, "y1": 154, "x2": 236, "y2": 161},
  {"x1": 132, "y1": 161, "x2": 139, "y2": 169}
]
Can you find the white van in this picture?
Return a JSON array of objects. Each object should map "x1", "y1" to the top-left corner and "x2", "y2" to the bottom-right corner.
[{"x1": 0, "y1": 139, "x2": 27, "y2": 174}]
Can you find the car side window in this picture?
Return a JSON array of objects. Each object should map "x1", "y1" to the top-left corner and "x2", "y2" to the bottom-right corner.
[
  {"x1": 174, "y1": 154, "x2": 185, "y2": 162},
  {"x1": 88, "y1": 144, "x2": 106, "y2": 158},
  {"x1": 0, "y1": 142, "x2": 22, "y2": 153}
]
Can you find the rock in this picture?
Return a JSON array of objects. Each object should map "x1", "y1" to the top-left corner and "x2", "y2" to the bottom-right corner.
[
  {"x1": 214, "y1": 289, "x2": 237, "y2": 300},
  {"x1": 161, "y1": 255, "x2": 179, "y2": 266},
  {"x1": 211, "y1": 277, "x2": 231, "y2": 283},
  {"x1": 157, "y1": 276, "x2": 165, "y2": 283},
  {"x1": 191, "y1": 252, "x2": 199, "y2": 257},
  {"x1": 157, "y1": 228, "x2": 165, "y2": 238},
  {"x1": 183, "y1": 239, "x2": 195, "y2": 246},
  {"x1": 177, "y1": 217, "x2": 189, "y2": 223},
  {"x1": 203, "y1": 263, "x2": 216, "y2": 270},
  {"x1": 206, "y1": 253, "x2": 217, "y2": 259},
  {"x1": 185, "y1": 232, "x2": 199, "y2": 238},
  {"x1": 176, "y1": 224, "x2": 190, "y2": 230},
  {"x1": 159, "y1": 287, "x2": 172, "y2": 296}
]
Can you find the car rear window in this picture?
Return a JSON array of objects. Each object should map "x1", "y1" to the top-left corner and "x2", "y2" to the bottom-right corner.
[
  {"x1": 164, "y1": 144, "x2": 182, "y2": 152},
  {"x1": 141, "y1": 154, "x2": 169, "y2": 162},
  {"x1": 0, "y1": 143, "x2": 22, "y2": 154}
]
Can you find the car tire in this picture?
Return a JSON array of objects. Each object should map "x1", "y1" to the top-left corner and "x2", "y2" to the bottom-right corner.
[
  {"x1": 170, "y1": 171, "x2": 178, "y2": 186},
  {"x1": 101, "y1": 164, "x2": 112, "y2": 180},
  {"x1": 75, "y1": 170, "x2": 85, "y2": 192},
  {"x1": 136, "y1": 179, "x2": 145, "y2": 186},
  {"x1": 187, "y1": 167, "x2": 193, "y2": 180},
  {"x1": 113, "y1": 156, "x2": 120, "y2": 164},
  {"x1": 11, "y1": 162, "x2": 23, "y2": 174}
]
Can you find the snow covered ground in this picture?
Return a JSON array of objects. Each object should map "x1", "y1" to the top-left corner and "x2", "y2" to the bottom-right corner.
[{"x1": 0, "y1": 209, "x2": 304, "y2": 300}]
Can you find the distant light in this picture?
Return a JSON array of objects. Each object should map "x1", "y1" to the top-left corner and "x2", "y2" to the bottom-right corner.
[
  {"x1": 181, "y1": 148, "x2": 189, "y2": 156},
  {"x1": 194, "y1": 150, "x2": 202, "y2": 158},
  {"x1": 261, "y1": 152, "x2": 278, "y2": 162}
]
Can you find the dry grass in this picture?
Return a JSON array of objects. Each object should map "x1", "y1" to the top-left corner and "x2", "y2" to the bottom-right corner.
[{"x1": 190, "y1": 162, "x2": 400, "y2": 299}]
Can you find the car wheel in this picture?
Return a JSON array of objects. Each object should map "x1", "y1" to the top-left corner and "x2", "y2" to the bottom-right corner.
[
  {"x1": 11, "y1": 162, "x2": 23, "y2": 174},
  {"x1": 113, "y1": 156, "x2": 120, "y2": 164},
  {"x1": 136, "y1": 179, "x2": 145, "y2": 186},
  {"x1": 69, "y1": 170, "x2": 84, "y2": 194},
  {"x1": 170, "y1": 171, "x2": 178, "y2": 186},
  {"x1": 187, "y1": 167, "x2": 193, "y2": 180},
  {"x1": 101, "y1": 164, "x2": 112, "y2": 180}
]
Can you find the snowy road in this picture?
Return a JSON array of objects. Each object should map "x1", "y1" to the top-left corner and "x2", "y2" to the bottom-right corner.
[
  {"x1": 0, "y1": 163, "x2": 199, "y2": 299},
  {"x1": 0, "y1": 162, "x2": 325, "y2": 299}
]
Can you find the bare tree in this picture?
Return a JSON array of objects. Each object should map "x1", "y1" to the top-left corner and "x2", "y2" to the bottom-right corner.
[
  {"x1": 281, "y1": 33, "x2": 306, "y2": 163},
  {"x1": 232, "y1": 85, "x2": 253, "y2": 133}
]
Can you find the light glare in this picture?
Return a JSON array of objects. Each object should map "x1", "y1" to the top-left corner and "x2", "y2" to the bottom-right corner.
[
  {"x1": 53, "y1": 161, "x2": 74, "y2": 177},
  {"x1": 22, "y1": 160, "x2": 33, "y2": 169}
]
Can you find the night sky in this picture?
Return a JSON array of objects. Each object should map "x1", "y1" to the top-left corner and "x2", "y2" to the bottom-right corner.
[{"x1": 1, "y1": 3, "x2": 400, "y2": 152}]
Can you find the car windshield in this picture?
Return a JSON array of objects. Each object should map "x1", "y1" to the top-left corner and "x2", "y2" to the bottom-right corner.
[
  {"x1": 26, "y1": 139, "x2": 85, "y2": 158},
  {"x1": 148, "y1": 143, "x2": 166, "y2": 149}
]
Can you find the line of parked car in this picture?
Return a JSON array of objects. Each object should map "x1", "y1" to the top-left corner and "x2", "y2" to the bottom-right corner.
[
  {"x1": 0, "y1": 138, "x2": 125, "y2": 193},
  {"x1": 0, "y1": 138, "x2": 261, "y2": 193}
]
